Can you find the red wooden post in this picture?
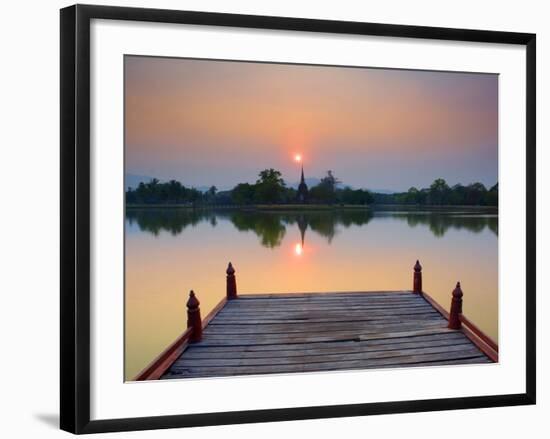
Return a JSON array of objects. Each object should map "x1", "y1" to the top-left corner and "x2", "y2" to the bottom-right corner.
[
  {"x1": 226, "y1": 262, "x2": 237, "y2": 300},
  {"x1": 186, "y1": 290, "x2": 202, "y2": 342},
  {"x1": 413, "y1": 260, "x2": 422, "y2": 293},
  {"x1": 448, "y1": 282, "x2": 463, "y2": 330}
]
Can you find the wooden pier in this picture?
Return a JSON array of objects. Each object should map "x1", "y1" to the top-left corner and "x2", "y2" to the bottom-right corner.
[{"x1": 135, "y1": 262, "x2": 498, "y2": 381}]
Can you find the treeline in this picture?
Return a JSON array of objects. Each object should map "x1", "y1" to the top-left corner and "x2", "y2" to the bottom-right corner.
[
  {"x1": 126, "y1": 173, "x2": 497, "y2": 207},
  {"x1": 125, "y1": 179, "x2": 221, "y2": 205},
  {"x1": 374, "y1": 179, "x2": 498, "y2": 206},
  {"x1": 126, "y1": 169, "x2": 373, "y2": 206},
  {"x1": 232, "y1": 169, "x2": 373, "y2": 205}
]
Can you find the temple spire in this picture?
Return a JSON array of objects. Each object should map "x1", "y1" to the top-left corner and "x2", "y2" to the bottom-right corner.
[{"x1": 296, "y1": 165, "x2": 309, "y2": 203}]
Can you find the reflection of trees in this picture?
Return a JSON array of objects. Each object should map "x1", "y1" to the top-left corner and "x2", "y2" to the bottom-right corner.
[
  {"x1": 230, "y1": 211, "x2": 286, "y2": 248},
  {"x1": 229, "y1": 210, "x2": 373, "y2": 247},
  {"x1": 281, "y1": 210, "x2": 373, "y2": 244},
  {"x1": 488, "y1": 219, "x2": 498, "y2": 236},
  {"x1": 390, "y1": 213, "x2": 498, "y2": 238},
  {"x1": 126, "y1": 208, "x2": 215, "y2": 236},
  {"x1": 126, "y1": 208, "x2": 498, "y2": 247}
]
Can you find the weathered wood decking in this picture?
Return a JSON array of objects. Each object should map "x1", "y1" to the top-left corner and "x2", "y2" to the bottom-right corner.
[
  {"x1": 161, "y1": 291, "x2": 491, "y2": 379},
  {"x1": 134, "y1": 261, "x2": 497, "y2": 381}
]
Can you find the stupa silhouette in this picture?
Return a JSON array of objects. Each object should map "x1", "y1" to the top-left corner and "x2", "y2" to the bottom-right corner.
[{"x1": 296, "y1": 165, "x2": 309, "y2": 203}]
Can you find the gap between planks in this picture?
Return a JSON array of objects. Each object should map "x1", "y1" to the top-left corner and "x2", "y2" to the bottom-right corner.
[{"x1": 166, "y1": 349, "x2": 488, "y2": 378}]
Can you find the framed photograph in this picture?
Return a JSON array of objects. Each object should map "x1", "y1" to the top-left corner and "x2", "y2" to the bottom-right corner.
[{"x1": 60, "y1": 4, "x2": 536, "y2": 434}]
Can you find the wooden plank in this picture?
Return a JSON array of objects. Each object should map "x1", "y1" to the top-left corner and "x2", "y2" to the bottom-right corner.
[
  {"x1": 185, "y1": 331, "x2": 468, "y2": 353},
  {"x1": 221, "y1": 305, "x2": 432, "y2": 314},
  {"x1": 196, "y1": 327, "x2": 455, "y2": 347},
  {"x1": 218, "y1": 310, "x2": 434, "y2": 319},
  {"x1": 216, "y1": 309, "x2": 434, "y2": 320},
  {"x1": 214, "y1": 309, "x2": 438, "y2": 321},
  {"x1": 185, "y1": 332, "x2": 468, "y2": 355},
  {"x1": 211, "y1": 318, "x2": 439, "y2": 326},
  {"x1": 223, "y1": 304, "x2": 429, "y2": 313},
  {"x1": 232, "y1": 296, "x2": 421, "y2": 305},
  {"x1": 211, "y1": 313, "x2": 442, "y2": 325},
  {"x1": 212, "y1": 314, "x2": 441, "y2": 324},
  {"x1": 203, "y1": 317, "x2": 445, "y2": 336},
  {"x1": 220, "y1": 303, "x2": 432, "y2": 313},
  {"x1": 161, "y1": 356, "x2": 494, "y2": 380},
  {"x1": 226, "y1": 297, "x2": 425, "y2": 306},
  {"x1": 175, "y1": 342, "x2": 476, "y2": 367},
  {"x1": 162, "y1": 355, "x2": 491, "y2": 378},
  {"x1": 240, "y1": 291, "x2": 412, "y2": 299},
  {"x1": 202, "y1": 320, "x2": 446, "y2": 338},
  {"x1": 231, "y1": 294, "x2": 427, "y2": 301},
  {"x1": 171, "y1": 349, "x2": 486, "y2": 376},
  {"x1": 374, "y1": 356, "x2": 492, "y2": 368},
  {"x1": 166, "y1": 348, "x2": 486, "y2": 377},
  {"x1": 216, "y1": 307, "x2": 439, "y2": 317},
  {"x1": 226, "y1": 295, "x2": 427, "y2": 303},
  {"x1": 181, "y1": 335, "x2": 471, "y2": 360}
]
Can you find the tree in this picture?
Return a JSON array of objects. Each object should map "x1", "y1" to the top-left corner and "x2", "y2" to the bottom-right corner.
[
  {"x1": 405, "y1": 187, "x2": 420, "y2": 204},
  {"x1": 464, "y1": 182, "x2": 487, "y2": 205},
  {"x1": 231, "y1": 183, "x2": 255, "y2": 205},
  {"x1": 255, "y1": 168, "x2": 286, "y2": 203},
  {"x1": 310, "y1": 170, "x2": 340, "y2": 203},
  {"x1": 206, "y1": 185, "x2": 218, "y2": 203},
  {"x1": 339, "y1": 187, "x2": 373, "y2": 205},
  {"x1": 485, "y1": 182, "x2": 498, "y2": 206},
  {"x1": 429, "y1": 178, "x2": 450, "y2": 205},
  {"x1": 448, "y1": 184, "x2": 466, "y2": 205}
]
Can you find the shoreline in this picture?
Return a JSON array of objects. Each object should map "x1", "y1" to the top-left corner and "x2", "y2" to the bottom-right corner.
[{"x1": 125, "y1": 203, "x2": 498, "y2": 212}]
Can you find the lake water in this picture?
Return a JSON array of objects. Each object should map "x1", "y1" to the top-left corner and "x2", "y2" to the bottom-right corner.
[{"x1": 125, "y1": 207, "x2": 498, "y2": 380}]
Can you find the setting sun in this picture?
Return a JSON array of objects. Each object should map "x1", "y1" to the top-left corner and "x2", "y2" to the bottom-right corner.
[
  {"x1": 294, "y1": 154, "x2": 302, "y2": 163},
  {"x1": 294, "y1": 242, "x2": 303, "y2": 256}
]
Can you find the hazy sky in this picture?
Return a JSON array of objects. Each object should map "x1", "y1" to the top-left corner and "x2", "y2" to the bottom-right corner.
[{"x1": 125, "y1": 56, "x2": 498, "y2": 191}]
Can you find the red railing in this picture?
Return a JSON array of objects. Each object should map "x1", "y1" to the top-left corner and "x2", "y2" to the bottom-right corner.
[
  {"x1": 134, "y1": 259, "x2": 498, "y2": 380},
  {"x1": 133, "y1": 263, "x2": 237, "y2": 380},
  {"x1": 413, "y1": 261, "x2": 499, "y2": 362}
]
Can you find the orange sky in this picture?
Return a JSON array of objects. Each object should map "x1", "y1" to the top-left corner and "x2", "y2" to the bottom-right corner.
[{"x1": 125, "y1": 56, "x2": 498, "y2": 191}]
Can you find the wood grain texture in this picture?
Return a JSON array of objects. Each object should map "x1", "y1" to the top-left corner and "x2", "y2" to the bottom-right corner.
[{"x1": 162, "y1": 291, "x2": 492, "y2": 379}]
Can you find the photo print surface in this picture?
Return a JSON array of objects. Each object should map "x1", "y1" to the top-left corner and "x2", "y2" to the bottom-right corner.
[{"x1": 124, "y1": 55, "x2": 498, "y2": 381}]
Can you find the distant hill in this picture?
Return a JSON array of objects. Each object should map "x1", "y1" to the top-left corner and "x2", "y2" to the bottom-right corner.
[{"x1": 125, "y1": 173, "x2": 157, "y2": 189}]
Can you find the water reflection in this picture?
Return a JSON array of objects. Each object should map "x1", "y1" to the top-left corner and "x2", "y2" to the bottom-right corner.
[
  {"x1": 126, "y1": 208, "x2": 498, "y2": 248},
  {"x1": 125, "y1": 206, "x2": 498, "y2": 380}
]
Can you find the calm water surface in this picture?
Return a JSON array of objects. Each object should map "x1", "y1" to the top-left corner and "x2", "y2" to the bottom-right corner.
[{"x1": 125, "y1": 207, "x2": 498, "y2": 380}]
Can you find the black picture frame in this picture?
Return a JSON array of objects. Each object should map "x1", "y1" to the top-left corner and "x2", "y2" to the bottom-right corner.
[{"x1": 60, "y1": 4, "x2": 536, "y2": 434}]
